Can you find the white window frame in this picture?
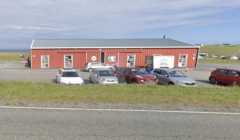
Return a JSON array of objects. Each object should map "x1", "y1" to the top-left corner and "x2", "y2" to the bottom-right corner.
[
  {"x1": 64, "y1": 55, "x2": 73, "y2": 68},
  {"x1": 178, "y1": 54, "x2": 188, "y2": 67},
  {"x1": 41, "y1": 55, "x2": 49, "y2": 68},
  {"x1": 127, "y1": 54, "x2": 136, "y2": 67}
]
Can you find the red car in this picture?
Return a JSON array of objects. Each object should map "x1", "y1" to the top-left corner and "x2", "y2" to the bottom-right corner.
[
  {"x1": 114, "y1": 67, "x2": 158, "y2": 84},
  {"x1": 209, "y1": 68, "x2": 240, "y2": 85}
]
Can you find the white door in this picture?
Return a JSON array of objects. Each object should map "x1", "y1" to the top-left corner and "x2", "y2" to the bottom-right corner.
[
  {"x1": 64, "y1": 55, "x2": 73, "y2": 68},
  {"x1": 178, "y1": 54, "x2": 188, "y2": 67}
]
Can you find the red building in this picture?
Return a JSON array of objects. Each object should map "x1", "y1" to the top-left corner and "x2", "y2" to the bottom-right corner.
[{"x1": 30, "y1": 38, "x2": 200, "y2": 69}]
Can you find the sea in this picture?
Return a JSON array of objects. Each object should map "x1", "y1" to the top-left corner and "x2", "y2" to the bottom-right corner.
[{"x1": 0, "y1": 49, "x2": 30, "y2": 52}]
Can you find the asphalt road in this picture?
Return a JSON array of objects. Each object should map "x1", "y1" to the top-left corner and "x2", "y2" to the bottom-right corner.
[{"x1": 1, "y1": 107, "x2": 240, "y2": 140}]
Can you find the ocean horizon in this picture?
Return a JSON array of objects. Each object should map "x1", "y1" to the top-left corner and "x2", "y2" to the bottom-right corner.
[{"x1": 0, "y1": 49, "x2": 30, "y2": 52}]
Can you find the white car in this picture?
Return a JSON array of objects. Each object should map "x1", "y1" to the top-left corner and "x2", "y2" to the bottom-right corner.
[
  {"x1": 56, "y1": 68, "x2": 84, "y2": 85},
  {"x1": 230, "y1": 56, "x2": 238, "y2": 60},
  {"x1": 89, "y1": 68, "x2": 118, "y2": 84},
  {"x1": 84, "y1": 62, "x2": 114, "y2": 72}
]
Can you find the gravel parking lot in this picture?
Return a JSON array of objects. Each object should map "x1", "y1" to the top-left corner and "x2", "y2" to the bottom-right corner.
[{"x1": 1, "y1": 62, "x2": 239, "y2": 87}]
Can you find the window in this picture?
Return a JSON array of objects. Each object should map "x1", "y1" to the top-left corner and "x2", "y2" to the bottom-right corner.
[
  {"x1": 131, "y1": 69, "x2": 148, "y2": 75},
  {"x1": 64, "y1": 55, "x2": 73, "y2": 68},
  {"x1": 62, "y1": 72, "x2": 79, "y2": 77},
  {"x1": 127, "y1": 55, "x2": 136, "y2": 67},
  {"x1": 119, "y1": 68, "x2": 126, "y2": 73},
  {"x1": 216, "y1": 70, "x2": 227, "y2": 74},
  {"x1": 99, "y1": 70, "x2": 115, "y2": 76},
  {"x1": 160, "y1": 70, "x2": 168, "y2": 76},
  {"x1": 41, "y1": 55, "x2": 49, "y2": 68},
  {"x1": 153, "y1": 69, "x2": 161, "y2": 74},
  {"x1": 227, "y1": 70, "x2": 239, "y2": 76},
  {"x1": 125, "y1": 69, "x2": 131, "y2": 74}
]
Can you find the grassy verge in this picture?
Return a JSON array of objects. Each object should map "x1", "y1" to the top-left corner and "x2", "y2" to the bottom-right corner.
[
  {"x1": 0, "y1": 52, "x2": 30, "y2": 62},
  {"x1": 198, "y1": 58, "x2": 240, "y2": 64},
  {"x1": 1, "y1": 81, "x2": 240, "y2": 108},
  {"x1": 199, "y1": 45, "x2": 240, "y2": 57}
]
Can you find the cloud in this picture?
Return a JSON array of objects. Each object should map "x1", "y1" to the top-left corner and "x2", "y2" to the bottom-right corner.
[{"x1": 0, "y1": 0, "x2": 240, "y2": 48}]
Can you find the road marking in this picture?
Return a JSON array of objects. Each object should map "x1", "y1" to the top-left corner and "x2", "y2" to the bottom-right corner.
[{"x1": 0, "y1": 106, "x2": 240, "y2": 115}]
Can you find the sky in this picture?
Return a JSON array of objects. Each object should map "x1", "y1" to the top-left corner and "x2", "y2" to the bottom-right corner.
[{"x1": 0, "y1": 0, "x2": 240, "y2": 49}]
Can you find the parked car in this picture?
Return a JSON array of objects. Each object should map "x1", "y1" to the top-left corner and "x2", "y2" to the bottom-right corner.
[
  {"x1": 56, "y1": 68, "x2": 84, "y2": 85},
  {"x1": 230, "y1": 56, "x2": 238, "y2": 60},
  {"x1": 114, "y1": 67, "x2": 158, "y2": 84},
  {"x1": 209, "y1": 68, "x2": 240, "y2": 86},
  {"x1": 152, "y1": 68, "x2": 197, "y2": 86},
  {"x1": 89, "y1": 68, "x2": 118, "y2": 84},
  {"x1": 84, "y1": 62, "x2": 114, "y2": 72}
]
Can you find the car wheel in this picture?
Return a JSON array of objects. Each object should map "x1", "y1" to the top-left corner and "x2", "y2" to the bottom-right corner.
[
  {"x1": 122, "y1": 78, "x2": 127, "y2": 84},
  {"x1": 209, "y1": 77, "x2": 217, "y2": 84},
  {"x1": 168, "y1": 82, "x2": 174, "y2": 85},
  {"x1": 131, "y1": 79, "x2": 137, "y2": 84},
  {"x1": 89, "y1": 68, "x2": 93, "y2": 72},
  {"x1": 89, "y1": 77, "x2": 92, "y2": 83}
]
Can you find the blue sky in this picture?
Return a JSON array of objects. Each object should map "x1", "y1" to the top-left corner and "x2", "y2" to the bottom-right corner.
[{"x1": 0, "y1": 0, "x2": 240, "y2": 49}]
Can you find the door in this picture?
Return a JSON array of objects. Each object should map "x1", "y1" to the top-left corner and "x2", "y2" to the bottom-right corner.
[
  {"x1": 101, "y1": 52, "x2": 105, "y2": 63},
  {"x1": 64, "y1": 55, "x2": 73, "y2": 68},
  {"x1": 178, "y1": 54, "x2": 187, "y2": 67},
  {"x1": 160, "y1": 70, "x2": 170, "y2": 85},
  {"x1": 41, "y1": 55, "x2": 49, "y2": 68},
  {"x1": 226, "y1": 70, "x2": 239, "y2": 85},
  {"x1": 124, "y1": 68, "x2": 132, "y2": 82},
  {"x1": 127, "y1": 55, "x2": 135, "y2": 67}
]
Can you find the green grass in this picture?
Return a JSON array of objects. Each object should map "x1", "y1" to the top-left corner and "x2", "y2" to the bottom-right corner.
[
  {"x1": 198, "y1": 58, "x2": 240, "y2": 64},
  {"x1": 1, "y1": 81, "x2": 240, "y2": 108},
  {"x1": 0, "y1": 52, "x2": 30, "y2": 62},
  {"x1": 199, "y1": 45, "x2": 240, "y2": 57}
]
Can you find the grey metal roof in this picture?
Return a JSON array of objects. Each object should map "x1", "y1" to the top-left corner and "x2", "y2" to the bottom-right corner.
[{"x1": 31, "y1": 38, "x2": 198, "y2": 49}]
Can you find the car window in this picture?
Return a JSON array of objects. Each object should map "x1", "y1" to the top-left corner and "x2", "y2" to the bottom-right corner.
[
  {"x1": 153, "y1": 69, "x2": 161, "y2": 74},
  {"x1": 216, "y1": 69, "x2": 227, "y2": 74},
  {"x1": 131, "y1": 69, "x2": 148, "y2": 75},
  {"x1": 227, "y1": 70, "x2": 239, "y2": 76},
  {"x1": 169, "y1": 71, "x2": 186, "y2": 77},
  {"x1": 125, "y1": 69, "x2": 131, "y2": 74},
  {"x1": 91, "y1": 63, "x2": 97, "y2": 66},
  {"x1": 99, "y1": 63, "x2": 105, "y2": 66},
  {"x1": 62, "y1": 72, "x2": 79, "y2": 77},
  {"x1": 160, "y1": 70, "x2": 168, "y2": 76},
  {"x1": 99, "y1": 70, "x2": 115, "y2": 76},
  {"x1": 119, "y1": 68, "x2": 126, "y2": 73}
]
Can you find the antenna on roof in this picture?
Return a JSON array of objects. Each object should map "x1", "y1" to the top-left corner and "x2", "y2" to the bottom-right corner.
[{"x1": 163, "y1": 35, "x2": 165, "y2": 39}]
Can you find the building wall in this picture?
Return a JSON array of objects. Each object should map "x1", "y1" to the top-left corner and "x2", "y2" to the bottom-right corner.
[{"x1": 31, "y1": 48, "x2": 198, "y2": 68}]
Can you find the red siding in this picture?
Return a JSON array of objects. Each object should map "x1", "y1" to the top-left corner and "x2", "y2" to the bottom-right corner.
[{"x1": 31, "y1": 48, "x2": 198, "y2": 68}]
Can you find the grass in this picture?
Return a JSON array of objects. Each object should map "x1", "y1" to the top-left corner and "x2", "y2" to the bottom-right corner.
[
  {"x1": 0, "y1": 52, "x2": 30, "y2": 62},
  {"x1": 199, "y1": 45, "x2": 240, "y2": 57},
  {"x1": 1, "y1": 81, "x2": 240, "y2": 108}
]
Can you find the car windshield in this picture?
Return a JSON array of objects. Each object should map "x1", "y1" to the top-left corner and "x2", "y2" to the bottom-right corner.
[
  {"x1": 62, "y1": 72, "x2": 79, "y2": 77},
  {"x1": 99, "y1": 70, "x2": 115, "y2": 76},
  {"x1": 131, "y1": 69, "x2": 149, "y2": 75},
  {"x1": 168, "y1": 71, "x2": 186, "y2": 77}
]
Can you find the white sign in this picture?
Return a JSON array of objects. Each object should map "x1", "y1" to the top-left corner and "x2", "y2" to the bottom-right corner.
[{"x1": 91, "y1": 56, "x2": 97, "y2": 61}]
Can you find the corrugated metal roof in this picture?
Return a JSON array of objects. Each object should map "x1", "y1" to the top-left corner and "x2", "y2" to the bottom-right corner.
[{"x1": 31, "y1": 38, "x2": 198, "y2": 49}]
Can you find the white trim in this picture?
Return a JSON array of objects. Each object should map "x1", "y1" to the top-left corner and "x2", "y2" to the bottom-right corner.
[
  {"x1": 86, "y1": 52, "x2": 87, "y2": 63},
  {"x1": 64, "y1": 55, "x2": 73, "y2": 68},
  {"x1": 30, "y1": 39, "x2": 34, "y2": 49},
  {"x1": 41, "y1": 55, "x2": 49, "y2": 68},
  {"x1": 31, "y1": 49, "x2": 32, "y2": 69},
  {"x1": 31, "y1": 46, "x2": 200, "y2": 49}
]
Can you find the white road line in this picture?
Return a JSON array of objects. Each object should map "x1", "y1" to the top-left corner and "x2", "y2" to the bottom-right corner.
[{"x1": 0, "y1": 106, "x2": 240, "y2": 115}]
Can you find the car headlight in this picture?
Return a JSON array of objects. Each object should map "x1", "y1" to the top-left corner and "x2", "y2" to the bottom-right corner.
[{"x1": 140, "y1": 80, "x2": 144, "y2": 83}]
